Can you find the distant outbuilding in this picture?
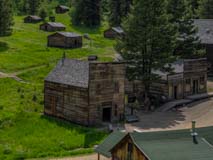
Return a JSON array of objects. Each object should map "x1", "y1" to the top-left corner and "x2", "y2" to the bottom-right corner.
[
  {"x1": 40, "y1": 22, "x2": 66, "y2": 32},
  {"x1": 24, "y1": 15, "x2": 42, "y2": 23},
  {"x1": 104, "y1": 27, "x2": 124, "y2": 39},
  {"x1": 55, "y1": 5, "x2": 69, "y2": 14},
  {"x1": 47, "y1": 32, "x2": 82, "y2": 49}
]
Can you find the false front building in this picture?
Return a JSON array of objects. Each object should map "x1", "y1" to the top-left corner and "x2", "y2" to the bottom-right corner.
[
  {"x1": 44, "y1": 58, "x2": 125, "y2": 126},
  {"x1": 126, "y1": 58, "x2": 207, "y2": 102}
]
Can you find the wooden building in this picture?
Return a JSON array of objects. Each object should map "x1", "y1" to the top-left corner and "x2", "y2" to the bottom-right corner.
[
  {"x1": 126, "y1": 58, "x2": 207, "y2": 102},
  {"x1": 194, "y1": 19, "x2": 213, "y2": 73},
  {"x1": 104, "y1": 27, "x2": 124, "y2": 39},
  {"x1": 95, "y1": 129, "x2": 213, "y2": 160},
  {"x1": 40, "y1": 22, "x2": 66, "y2": 32},
  {"x1": 47, "y1": 32, "x2": 82, "y2": 49},
  {"x1": 24, "y1": 15, "x2": 42, "y2": 23},
  {"x1": 44, "y1": 58, "x2": 125, "y2": 126},
  {"x1": 55, "y1": 5, "x2": 69, "y2": 14}
]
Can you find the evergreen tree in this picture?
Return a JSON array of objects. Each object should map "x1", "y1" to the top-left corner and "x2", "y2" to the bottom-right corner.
[
  {"x1": 188, "y1": 0, "x2": 201, "y2": 18},
  {"x1": 0, "y1": 0, "x2": 14, "y2": 36},
  {"x1": 109, "y1": 0, "x2": 132, "y2": 26},
  {"x1": 167, "y1": 0, "x2": 203, "y2": 58},
  {"x1": 116, "y1": 0, "x2": 177, "y2": 109},
  {"x1": 39, "y1": 8, "x2": 48, "y2": 21},
  {"x1": 200, "y1": 0, "x2": 213, "y2": 18},
  {"x1": 71, "y1": 0, "x2": 101, "y2": 27},
  {"x1": 27, "y1": 0, "x2": 41, "y2": 15}
]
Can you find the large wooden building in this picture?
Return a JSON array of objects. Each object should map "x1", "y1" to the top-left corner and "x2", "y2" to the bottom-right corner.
[
  {"x1": 44, "y1": 58, "x2": 125, "y2": 126},
  {"x1": 126, "y1": 58, "x2": 207, "y2": 102},
  {"x1": 40, "y1": 22, "x2": 66, "y2": 32},
  {"x1": 104, "y1": 27, "x2": 124, "y2": 39},
  {"x1": 95, "y1": 129, "x2": 213, "y2": 160},
  {"x1": 24, "y1": 15, "x2": 42, "y2": 23},
  {"x1": 194, "y1": 19, "x2": 213, "y2": 72},
  {"x1": 55, "y1": 5, "x2": 69, "y2": 14},
  {"x1": 47, "y1": 32, "x2": 82, "y2": 49}
]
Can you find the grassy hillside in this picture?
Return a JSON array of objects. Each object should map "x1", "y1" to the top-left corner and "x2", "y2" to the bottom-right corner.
[{"x1": 0, "y1": 13, "x2": 113, "y2": 160}]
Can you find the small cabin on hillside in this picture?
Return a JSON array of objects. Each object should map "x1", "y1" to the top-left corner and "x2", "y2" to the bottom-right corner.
[
  {"x1": 55, "y1": 5, "x2": 69, "y2": 14},
  {"x1": 194, "y1": 19, "x2": 213, "y2": 73},
  {"x1": 47, "y1": 32, "x2": 82, "y2": 49},
  {"x1": 126, "y1": 58, "x2": 207, "y2": 103},
  {"x1": 40, "y1": 22, "x2": 66, "y2": 32},
  {"x1": 104, "y1": 27, "x2": 124, "y2": 39},
  {"x1": 24, "y1": 15, "x2": 42, "y2": 23},
  {"x1": 95, "y1": 129, "x2": 213, "y2": 160},
  {"x1": 44, "y1": 58, "x2": 125, "y2": 126}
]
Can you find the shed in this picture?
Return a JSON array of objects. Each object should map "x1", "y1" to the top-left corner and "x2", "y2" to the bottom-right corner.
[
  {"x1": 55, "y1": 5, "x2": 69, "y2": 14},
  {"x1": 47, "y1": 32, "x2": 82, "y2": 49},
  {"x1": 104, "y1": 27, "x2": 124, "y2": 39},
  {"x1": 24, "y1": 15, "x2": 42, "y2": 23},
  {"x1": 96, "y1": 129, "x2": 213, "y2": 160},
  {"x1": 40, "y1": 22, "x2": 66, "y2": 32}
]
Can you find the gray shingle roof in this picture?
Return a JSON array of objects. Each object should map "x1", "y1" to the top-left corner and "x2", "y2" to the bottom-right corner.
[
  {"x1": 45, "y1": 59, "x2": 89, "y2": 88},
  {"x1": 194, "y1": 19, "x2": 213, "y2": 44},
  {"x1": 46, "y1": 22, "x2": 65, "y2": 28},
  {"x1": 58, "y1": 5, "x2": 69, "y2": 10},
  {"x1": 29, "y1": 15, "x2": 42, "y2": 20},
  {"x1": 57, "y1": 32, "x2": 81, "y2": 37}
]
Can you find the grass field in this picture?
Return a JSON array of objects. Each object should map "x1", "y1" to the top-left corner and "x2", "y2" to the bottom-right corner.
[{"x1": 0, "y1": 13, "x2": 113, "y2": 160}]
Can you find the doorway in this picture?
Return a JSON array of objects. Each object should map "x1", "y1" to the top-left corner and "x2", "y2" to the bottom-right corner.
[
  {"x1": 102, "y1": 107, "x2": 112, "y2": 122},
  {"x1": 174, "y1": 86, "x2": 178, "y2": 99},
  {"x1": 193, "y1": 80, "x2": 198, "y2": 94}
]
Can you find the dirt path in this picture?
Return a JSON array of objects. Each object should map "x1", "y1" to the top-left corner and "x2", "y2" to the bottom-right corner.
[
  {"x1": 0, "y1": 65, "x2": 46, "y2": 83},
  {"x1": 49, "y1": 154, "x2": 109, "y2": 160}
]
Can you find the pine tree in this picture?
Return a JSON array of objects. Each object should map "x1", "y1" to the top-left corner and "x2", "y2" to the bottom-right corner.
[
  {"x1": 188, "y1": 0, "x2": 201, "y2": 18},
  {"x1": 39, "y1": 7, "x2": 48, "y2": 21},
  {"x1": 109, "y1": 0, "x2": 132, "y2": 26},
  {"x1": 27, "y1": 0, "x2": 41, "y2": 15},
  {"x1": 116, "y1": 0, "x2": 177, "y2": 109},
  {"x1": 0, "y1": 0, "x2": 14, "y2": 36},
  {"x1": 200, "y1": 0, "x2": 213, "y2": 18},
  {"x1": 167, "y1": 0, "x2": 203, "y2": 58},
  {"x1": 71, "y1": 0, "x2": 101, "y2": 27}
]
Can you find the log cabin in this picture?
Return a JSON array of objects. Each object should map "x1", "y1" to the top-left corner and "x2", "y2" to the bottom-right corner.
[
  {"x1": 47, "y1": 32, "x2": 82, "y2": 49},
  {"x1": 24, "y1": 15, "x2": 42, "y2": 23},
  {"x1": 194, "y1": 19, "x2": 213, "y2": 73},
  {"x1": 40, "y1": 22, "x2": 66, "y2": 32},
  {"x1": 95, "y1": 129, "x2": 213, "y2": 160},
  {"x1": 125, "y1": 58, "x2": 207, "y2": 103},
  {"x1": 44, "y1": 58, "x2": 125, "y2": 126},
  {"x1": 104, "y1": 27, "x2": 124, "y2": 39},
  {"x1": 55, "y1": 5, "x2": 69, "y2": 14}
]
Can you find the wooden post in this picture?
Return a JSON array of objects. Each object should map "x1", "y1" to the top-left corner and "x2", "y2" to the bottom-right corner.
[{"x1": 98, "y1": 153, "x2": 100, "y2": 160}]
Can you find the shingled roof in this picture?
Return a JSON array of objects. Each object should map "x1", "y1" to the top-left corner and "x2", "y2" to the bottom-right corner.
[
  {"x1": 194, "y1": 19, "x2": 213, "y2": 44},
  {"x1": 57, "y1": 32, "x2": 81, "y2": 37},
  {"x1": 96, "y1": 127, "x2": 213, "y2": 160},
  {"x1": 44, "y1": 22, "x2": 65, "y2": 28},
  {"x1": 28, "y1": 15, "x2": 42, "y2": 20},
  {"x1": 45, "y1": 59, "x2": 89, "y2": 88},
  {"x1": 112, "y1": 27, "x2": 124, "y2": 34},
  {"x1": 57, "y1": 5, "x2": 69, "y2": 10}
]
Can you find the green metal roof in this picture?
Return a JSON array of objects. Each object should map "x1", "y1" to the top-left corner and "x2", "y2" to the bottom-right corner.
[
  {"x1": 95, "y1": 131, "x2": 127, "y2": 158},
  {"x1": 95, "y1": 127, "x2": 213, "y2": 159}
]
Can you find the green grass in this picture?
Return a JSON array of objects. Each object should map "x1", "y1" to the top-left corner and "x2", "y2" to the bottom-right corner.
[{"x1": 0, "y1": 13, "x2": 112, "y2": 159}]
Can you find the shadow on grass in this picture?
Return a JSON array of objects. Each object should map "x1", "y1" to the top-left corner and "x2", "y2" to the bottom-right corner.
[
  {"x1": 0, "y1": 42, "x2": 9, "y2": 52},
  {"x1": 71, "y1": 24, "x2": 102, "y2": 34}
]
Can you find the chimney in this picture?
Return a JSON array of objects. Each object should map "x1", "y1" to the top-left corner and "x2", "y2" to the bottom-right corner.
[{"x1": 191, "y1": 121, "x2": 198, "y2": 144}]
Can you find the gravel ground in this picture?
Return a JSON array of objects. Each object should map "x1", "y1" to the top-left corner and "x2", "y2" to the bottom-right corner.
[{"x1": 49, "y1": 154, "x2": 109, "y2": 160}]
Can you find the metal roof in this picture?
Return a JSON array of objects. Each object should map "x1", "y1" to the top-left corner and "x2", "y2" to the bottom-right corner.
[
  {"x1": 28, "y1": 15, "x2": 42, "y2": 20},
  {"x1": 112, "y1": 27, "x2": 124, "y2": 34},
  {"x1": 57, "y1": 5, "x2": 69, "y2": 10},
  {"x1": 45, "y1": 22, "x2": 65, "y2": 28},
  {"x1": 57, "y1": 32, "x2": 82, "y2": 37}
]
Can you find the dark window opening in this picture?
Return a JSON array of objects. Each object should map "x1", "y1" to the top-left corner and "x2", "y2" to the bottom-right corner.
[
  {"x1": 127, "y1": 143, "x2": 133, "y2": 160},
  {"x1": 102, "y1": 107, "x2": 112, "y2": 122}
]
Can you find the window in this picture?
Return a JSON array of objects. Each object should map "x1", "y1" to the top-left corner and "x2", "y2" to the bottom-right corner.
[
  {"x1": 200, "y1": 76, "x2": 205, "y2": 84},
  {"x1": 186, "y1": 79, "x2": 191, "y2": 84},
  {"x1": 114, "y1": 82, "x2": 119, "y2": 93},
  {"x1": 114, "y1": 105, "x2": 118, "y2": 116},
  {"x1": 127, "y1": 143, "x2": 133, "y2": 160}
]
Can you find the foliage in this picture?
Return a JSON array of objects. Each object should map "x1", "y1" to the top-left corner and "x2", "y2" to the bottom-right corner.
[
  {"x1": 116, "y1": 0, "x2": 177, "y2": 109},
  {"x1": 39, "y1": 7, "x2": 48, "y2": 21},
  {"x1": 200, "y1": 0, "x2": 213, "y2": 19},
  {"x1": 0, "y1": 0, "x2": 14, "y2": 36}
]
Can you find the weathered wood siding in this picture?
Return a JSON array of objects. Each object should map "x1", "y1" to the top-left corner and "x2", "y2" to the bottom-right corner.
[
  {"x1": 55, "y1": 7, "x2": 69, "y2": 14},
  {"x1": 111, "y1": 135, "x2": 148, "y2": 160},
  {"x1": 44, "y1": 81, "x2": 89, "y2": 125},
  {"x1": 104, "y1": 29, "x2": 117, "y2": 39},
  {"x1": 88, "y1": 62, "x2": 125, "y2": 125}
]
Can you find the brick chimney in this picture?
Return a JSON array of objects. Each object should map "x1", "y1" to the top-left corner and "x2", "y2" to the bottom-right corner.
[{"x1": 191, "y1": 121, "x2": 198, "y2": 144}]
